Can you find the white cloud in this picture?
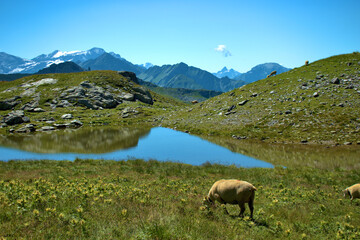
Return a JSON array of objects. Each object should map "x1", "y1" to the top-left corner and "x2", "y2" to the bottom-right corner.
[{"x1": 215, "y1": 44, "x2": 232, "y2": 57}]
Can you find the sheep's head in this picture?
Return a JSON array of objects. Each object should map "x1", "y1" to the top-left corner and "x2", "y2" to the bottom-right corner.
[
  {"x1": 343, "y1": 189, "x2": 351, "y2": 198},
  {"x1": 203, "y1": 196, "x2": 213, "y2": 206}
]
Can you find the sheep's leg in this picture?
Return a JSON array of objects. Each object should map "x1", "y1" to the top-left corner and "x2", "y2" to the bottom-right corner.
[
  {"x1": 239, "y1": 203, "x2": 245, "y2": 217},
  {"x1": 223, "y1": 205, "x2": 229, "y2": 215},
  {"x1": 248, "y1": 200, "x2": 254, "y2": 219}
]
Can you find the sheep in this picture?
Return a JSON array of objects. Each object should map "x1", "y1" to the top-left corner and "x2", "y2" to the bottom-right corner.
[
  {"x1": 305, "y1": 60, "x2": 309, "y2": 66},
  {"x1": 343, "y1": 183, "x2": 360, "y2": 202},
  {"x1": 267, "y1": 70, "x2": 277, "y2": 78},
  {"x1": 206, "y1": 179, "x2": 257, "y2": 218},
  {"x1": 191, "y1": 100, "x2": 198, "y2": 104}
]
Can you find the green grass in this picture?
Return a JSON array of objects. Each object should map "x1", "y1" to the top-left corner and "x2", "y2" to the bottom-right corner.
[{"x1": 0, "y1": 160, "x2": 359, "y2": 239}]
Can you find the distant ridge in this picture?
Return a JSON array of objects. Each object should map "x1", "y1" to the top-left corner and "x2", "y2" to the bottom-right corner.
[
  {"x1": 36, "y1": 62, "x2": 84, "y2": 74},
  {"x1": 79, "y1": 53, "x2": 144, "y2": 75},
  {"x1": 235, "y1": 63, "x2": 291, "y2": 83},
  {"x1": 138, "y1": 62, "x2": 246, "y2": 92}
]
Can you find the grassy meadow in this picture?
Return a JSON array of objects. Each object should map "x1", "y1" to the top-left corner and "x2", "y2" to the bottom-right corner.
[{"x1": 0, "y1": 159, "x2": 359, "y2": 239}]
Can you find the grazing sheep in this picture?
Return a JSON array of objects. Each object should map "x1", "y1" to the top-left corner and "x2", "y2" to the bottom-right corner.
[
  {"x1": 267, "y1": 70, "x2": 277, "y2": 78},
  {"x1": 191, "y1": 100, "x2": 198, "y2": 104},
  {"x1": 344, "y1": 183, "x2": 360, "y2": 202},
  {"x1": 305, "y1": 60, "x2": 309, "y2": 66},
  {"x1": 206, "y1": 179, "x2": 257, "y2": 218}
]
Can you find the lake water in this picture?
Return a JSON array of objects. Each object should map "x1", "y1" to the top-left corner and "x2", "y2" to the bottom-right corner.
[{"x1": 0, "y1": 127, "x2": 273, "y2": 168}]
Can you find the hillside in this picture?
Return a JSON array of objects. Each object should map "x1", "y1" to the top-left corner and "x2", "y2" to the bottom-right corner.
[
  {"x1": 162, "y1": 53, "x2": 360, "y2": 145},
  {"x1": 138, "y1": 62, "x2": 246, "y2": 92},
  {"x1": 0, "y1": 71, "x2": 184, "y2": 134}
]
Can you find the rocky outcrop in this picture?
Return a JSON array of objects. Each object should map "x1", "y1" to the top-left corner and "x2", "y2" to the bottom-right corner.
[
  {"x1": 118, "y1": 71, "x2": 139, "y2": 84},
  {"x1": 0, "y1": 96, "x2": 21, "y2": 110},
  {"x1": 2, "y1": 110, "x2": 30, "y2": 126},
  {"x1": 54, "y1": 78, "x2": 153, "y2": 109}
]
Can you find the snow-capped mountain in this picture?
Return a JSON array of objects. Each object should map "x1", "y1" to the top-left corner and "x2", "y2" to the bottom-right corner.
[
  {"x1": 0, "y1": 52, "x2": 32, "y2": 74},
  {"x1": 213, "y1": 67, "x2": 241, "y2": 79},
  {"x1": 138, "y1": 62, "x2": 154, "y2": 69},
  {"x1": 2, "y1": 48, "x2": 110, "y2": 74}
]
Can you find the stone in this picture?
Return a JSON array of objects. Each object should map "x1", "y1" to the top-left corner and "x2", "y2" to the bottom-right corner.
[
  {"x1": 100, "y1": 99, "x2": 119, "y2": 109},
  {"x1": 331, "y1": 77, "x2": 340, "y2": 84},
  {"x1": 134, "y1": 92, "x2": 153, "y2": 105},
  {"x1": 33, "y1": 108, "x2": 45, "y2": 112},
  {"x1": 118, "y1": 71, "x2": 139, "y2": 84},
  {"x1": 16, "y1": 124, "x2": 36, "y2": 133},
  {"x1": 60, "y1": 86, "x2": 86, "y2": 100},
  {"x1": 41, "y1": 126, "x2": 55, "y2": 131},
  {"x1": 2, "y1": 110, "x2": 27, "y2": 125},
  {"x1": 77, "y1": 99, "x2": 97, "y2": 109},
  {"x1": 80, "y1": 81, "x2": 94, "y2": 88},
  {"x1": 56, "y1": 100, "x2": 73, "y2": 108},
  {"x1": 61, "y1": 114, "x2": 73, "y2": 119},
  {"x1": 0, "y1": 96, "x2": 21, "y2": 110},
  {"x1": 238, "y1": 100, "x2": 249, "y2": 106},
  {"x1": 68, "y1": 119, "x2": 83, "y2": 128},
  {"x1": 121, "y1": 93, "x2": 135, "y2": 101},
  {"x1": 53, "y1": 123, "x2": 67, "y2": 129},
  {"x1": 227, "y1": 105, "x2": 236, "y2": 112},
  {"x1": 21, "y1": 87, "x2": 37, "y2": 97},
  {"x1": 250, "y1": 93, "x2": 258, "y2": 97},
  {"x1": 313, "y1": 92, "x2": 319, "y2": 97}
]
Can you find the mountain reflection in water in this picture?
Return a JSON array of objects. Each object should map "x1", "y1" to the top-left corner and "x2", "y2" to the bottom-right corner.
[
  {"x1": 0, "y1": 127, "x2": 273, "y2": 168},
  {"x1": 0, "y1": 127, "x2": 151, "y2": 154}
]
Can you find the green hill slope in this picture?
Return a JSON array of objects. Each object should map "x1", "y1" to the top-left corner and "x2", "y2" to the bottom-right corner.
[
  {"x1": 162, "y1": 53, "x2": 360, "y2": 145},
  {"x1": 0, "y1": 70, "x2": 184, "y2": 134}
]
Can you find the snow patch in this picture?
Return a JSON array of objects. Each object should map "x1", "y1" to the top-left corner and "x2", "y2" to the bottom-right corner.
[
  {"x1": 46, "y1": 59, "x2": 65, "y2": 67},
  {"x1": 52, "y1": 50, "x2": 81, "y2": 58}
]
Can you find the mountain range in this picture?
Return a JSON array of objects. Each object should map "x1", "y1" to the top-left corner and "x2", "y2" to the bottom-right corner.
[
  {"x1": 234, "y1": 63, "x2": 291, "y2": 83},
  {"x1": 138, "y1": 62, "x2": 246, "y2": 92},
  {"x1": 0, "y1": 47, "x2": 290, "y2": 92}
]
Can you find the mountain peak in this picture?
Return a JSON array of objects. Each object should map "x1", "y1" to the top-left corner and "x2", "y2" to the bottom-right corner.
[
  {"x1": 213, "y1": 67, "x2": 241, "y2": 79},
  {"x1": 88, "y1": 47, "x2": 106, "y2": 55}
]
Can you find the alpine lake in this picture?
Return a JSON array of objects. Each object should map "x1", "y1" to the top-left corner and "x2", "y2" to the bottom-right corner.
[{"x1": 0, "y1": 126, "x2": 359, "y2": 170}]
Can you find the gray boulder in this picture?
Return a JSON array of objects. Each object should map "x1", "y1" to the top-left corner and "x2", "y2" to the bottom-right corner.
[
  {"x1": 121, "y1": 93, "x2": 135, "y2": 101},
  {"x1": 2, "y1": 110, "x2": 30, "y2": 125},
  {"x1": 80, "y1": 81, "x2": 95, "y2": 88},
  {"x1": 0, "y1": 96, "x2": 21, "y2": 110},
  {"x1": 331, "y1": 77, "x2": 340, "y2": 84},
  {"x1": 118, "y1": 71, "x2": 139, "y2": 84},
  {"x1": 41, "y1": 126, "x2": 56, "y2": 131},
  {"x1": 68, "y1": 119, "x2": 83, "y2": 128},
  {"x1": 16, "y1": 124, "x2": 36, "y2": 133},
  {"x1": 61, "y1": 114, "x2": 73, "y2": 119},
  {"x1": 133, "y1": 86, "x2": 153, "y2": 104},
  {"x1": 77, "y1": 99, "x2": 97, "y2": 109}
]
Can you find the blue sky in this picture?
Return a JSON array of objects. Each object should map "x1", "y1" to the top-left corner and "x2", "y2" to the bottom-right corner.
[{"x1": 1, "y1": 0, "x2": 359, "y2": 72}]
